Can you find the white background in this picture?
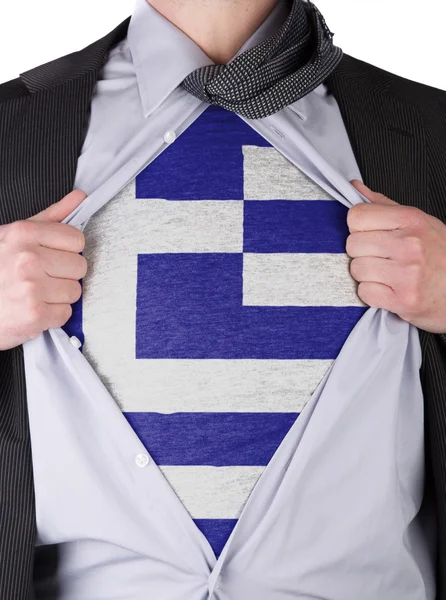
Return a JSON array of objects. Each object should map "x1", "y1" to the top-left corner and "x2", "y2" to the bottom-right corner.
[{"x1": 0, "y1": 0, "x2": 445, "y2": 90}]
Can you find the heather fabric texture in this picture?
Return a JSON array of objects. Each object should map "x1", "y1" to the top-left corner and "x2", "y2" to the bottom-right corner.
[
  {"x1": 24, "y1": 110, "x2": 435, "y2": 595},
  {"x1": 2, "y1": 4, "x2": 446, "y2": 597}
]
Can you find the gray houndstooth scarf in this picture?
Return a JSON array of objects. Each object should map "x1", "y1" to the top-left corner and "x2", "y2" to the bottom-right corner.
[{"x1": 181, "y1": 0, "x2": 343, "y2": 119}]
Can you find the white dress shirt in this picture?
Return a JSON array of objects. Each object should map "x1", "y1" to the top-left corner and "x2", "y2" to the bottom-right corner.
[{"x1": 26, "y1": 0, "x2": 435, "y2": 598}]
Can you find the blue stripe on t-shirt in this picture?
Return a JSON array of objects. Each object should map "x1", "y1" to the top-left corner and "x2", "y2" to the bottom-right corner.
[
  {"x1": 194, "y1": 519, "x2": 238, "y2": 558},
  {"x1": 136, "y1": 253, "x2": 367, "y2": 360},
  {"x1": 62, "y1": 105, "x2": 368, "y2": 560},
  {"x1": 123, "y1": 412, "x2": 300, "y2": 466},
  {"x1": 243, "y1": 200, "x2": 350, "y2": 254},
  {"x1": 135, "y1": 105, "x2": 270, "y2": 202}
]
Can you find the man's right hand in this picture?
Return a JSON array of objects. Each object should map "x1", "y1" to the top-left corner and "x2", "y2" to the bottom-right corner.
[{"x1": 0, "y1": 190, "x2": 88, "y2": 351}]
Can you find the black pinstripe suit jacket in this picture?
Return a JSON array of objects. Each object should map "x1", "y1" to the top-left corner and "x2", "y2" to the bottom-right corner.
[{"x1": 1, "y1": 16, "x2": 446, "y2": 599}]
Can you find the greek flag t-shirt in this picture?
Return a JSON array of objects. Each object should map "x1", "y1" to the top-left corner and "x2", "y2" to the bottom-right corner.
[{"x1": 62, "y1": 105, "x2": 367, "y2": 558}]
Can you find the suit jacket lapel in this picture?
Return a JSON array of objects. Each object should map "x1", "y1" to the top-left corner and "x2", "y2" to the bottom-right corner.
[
  {"x1": 326, "y1": 54, "x2": 429, "y2": 213},
  {"x1": 2, "y1": 19, "x2": 428, "y2": 227},
  {"x1": 0, "y1": 18, "x2": 131, "y2": 228},
  {"x1": 0, "y1": 19, "x2": 436, "y2": 598},
  {"x1": 20, "y1": 18, "x2": 130, "y2": 94},
  {"x1": 5, "y1": 34, "x2": 428, "y2": 228}
]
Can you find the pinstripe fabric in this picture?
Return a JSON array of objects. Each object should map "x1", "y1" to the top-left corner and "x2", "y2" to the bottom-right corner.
[
  {"x1": 0, "y1": 17, "x2": 445, "y2": 599},
  {"x1": 418, "y1": 90, "x2": 446, "y2": 594},
  {"x1": 0, "y1": 20, "x2": 130, "y2": 600},
  {"x1": 327, "y1": 59, "x2": 446, "y2": 593}
]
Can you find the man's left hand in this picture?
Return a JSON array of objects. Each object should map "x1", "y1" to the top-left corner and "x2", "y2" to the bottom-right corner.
[{"x1": 346, "y1": 179, "x2": 446, "y2": 333}]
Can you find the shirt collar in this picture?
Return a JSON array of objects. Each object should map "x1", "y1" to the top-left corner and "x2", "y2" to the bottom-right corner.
[{"x1": 127, "y1": 0, "x2": 292, "y2": 118}]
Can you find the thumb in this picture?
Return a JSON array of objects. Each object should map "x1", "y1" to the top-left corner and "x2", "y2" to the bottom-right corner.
[
  {"x1": 28, "y1": 189, "x2": 88, "y2": 223},
  {"x1": 350, "y1": 179, "x2": 399, "y2": 206}
]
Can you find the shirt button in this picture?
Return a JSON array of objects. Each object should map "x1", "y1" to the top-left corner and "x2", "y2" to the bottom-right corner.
[
  {"x1": 69, "y1": 336, "x2": 82, "y2": 349},
  {"x1": 135, "y1": 453, "x2": 150, "y2": 468},
  {"x1": 164, "y1": 130, "x2": 176, "y2": 144}
]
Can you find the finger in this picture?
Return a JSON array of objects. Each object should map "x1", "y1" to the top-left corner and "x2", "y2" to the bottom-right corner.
[
  {"x1": 350, "y1": 180, "x2": 399, "y2": 206},
  {"x1": 346, "y1": 230, "x2": 404, "y2": 259},
  {"x1": 41, "y1": 276, "x2": 83, "y2": 305},
  {"x1": 350, "y1": 256, "x2": 399, "y2": 288},
  {"x1": 39, "y1": 303, "x2": 73, "y2": 331},
  {"x1": 24, "y1": 221, "x2": 85, "y2": 253},
  {"x1": 39, "y1": 246, "x2": 88, "y2": 280},
  {"x1": 347, "y1": 203, "x2": 413, "y2": 233},
  {"x1": 29, "y1": 189, "x2": 88, "y2": 223},
  {"x1": 357, "y1": 281, "x2": 402, "y2": 314}
]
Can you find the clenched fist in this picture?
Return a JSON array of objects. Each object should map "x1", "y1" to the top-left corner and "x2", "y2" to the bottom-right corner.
[{"x1": 0, "y1": 190, "x2": 88, "y2": 351}]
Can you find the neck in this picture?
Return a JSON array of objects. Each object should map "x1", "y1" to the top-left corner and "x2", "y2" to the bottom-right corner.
[{"x1": 147, "y1": 0, "x2": 282, "y2": 64}]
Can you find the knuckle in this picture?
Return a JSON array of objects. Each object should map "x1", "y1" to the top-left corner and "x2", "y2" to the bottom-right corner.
[
  {"x1": 409, "y1": 263, "x2": 424, "y2": 285},
  {"x1": 8, "y1": 220, "x2": 35, "y2": 240},
  {"x1": 72, "y1": 228, "x2": 85, "y2": 252},
  {"x1": 404, "y1": 236, "x2": 425, "y2": 262},
  {"x1": 78, "y1": 255, "x2": 88, "y2": 278},
  {"x1": 349, "y1": 204, "x2": 372, "y2": 231},
  {"x1": 20, "y1": 279, "x2": 40, "y2": 300},
  {"x1": 403, "y1": 287, "x2": 423, "y2": 312},
  {"x1": 350, "y1": 257, "x2": 365, "y2": 280},
  {"x1": 345, "y1": 234, "x2": 356, "y2": 256},
  {"x1": 59, "y1": 280, "x2": 82, "y2": 304},
  {"x1": 347, "y1": 204, "x2": 365, "y2": 226},
  {"x1": 71, "y1": 280, "x2": 83, "y2": 302},
  {"x1": 349, "y1": 257, "x2": 359, "y2": 278},
  {"x1": 351, "y1": 203, "x2": 365, "y2": 216},
  {"x1": 357, "y1": 281, "x2": 367, "y2": 298},
  {"x1": 26, "y1": 303, "x2": 45, "y2": 326},
  {"x1": 63, "y1": 304, "x2": 73, "y2": 322},
  {"x1": 55, "y1": 304, "x2": 73, "y2": 327},
  {"x1": 14, "y1": 250, "x2": 40, "y2": 278},
  {"x1": 404, "y1": 207, "x2": 426, "y2": 230}
]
